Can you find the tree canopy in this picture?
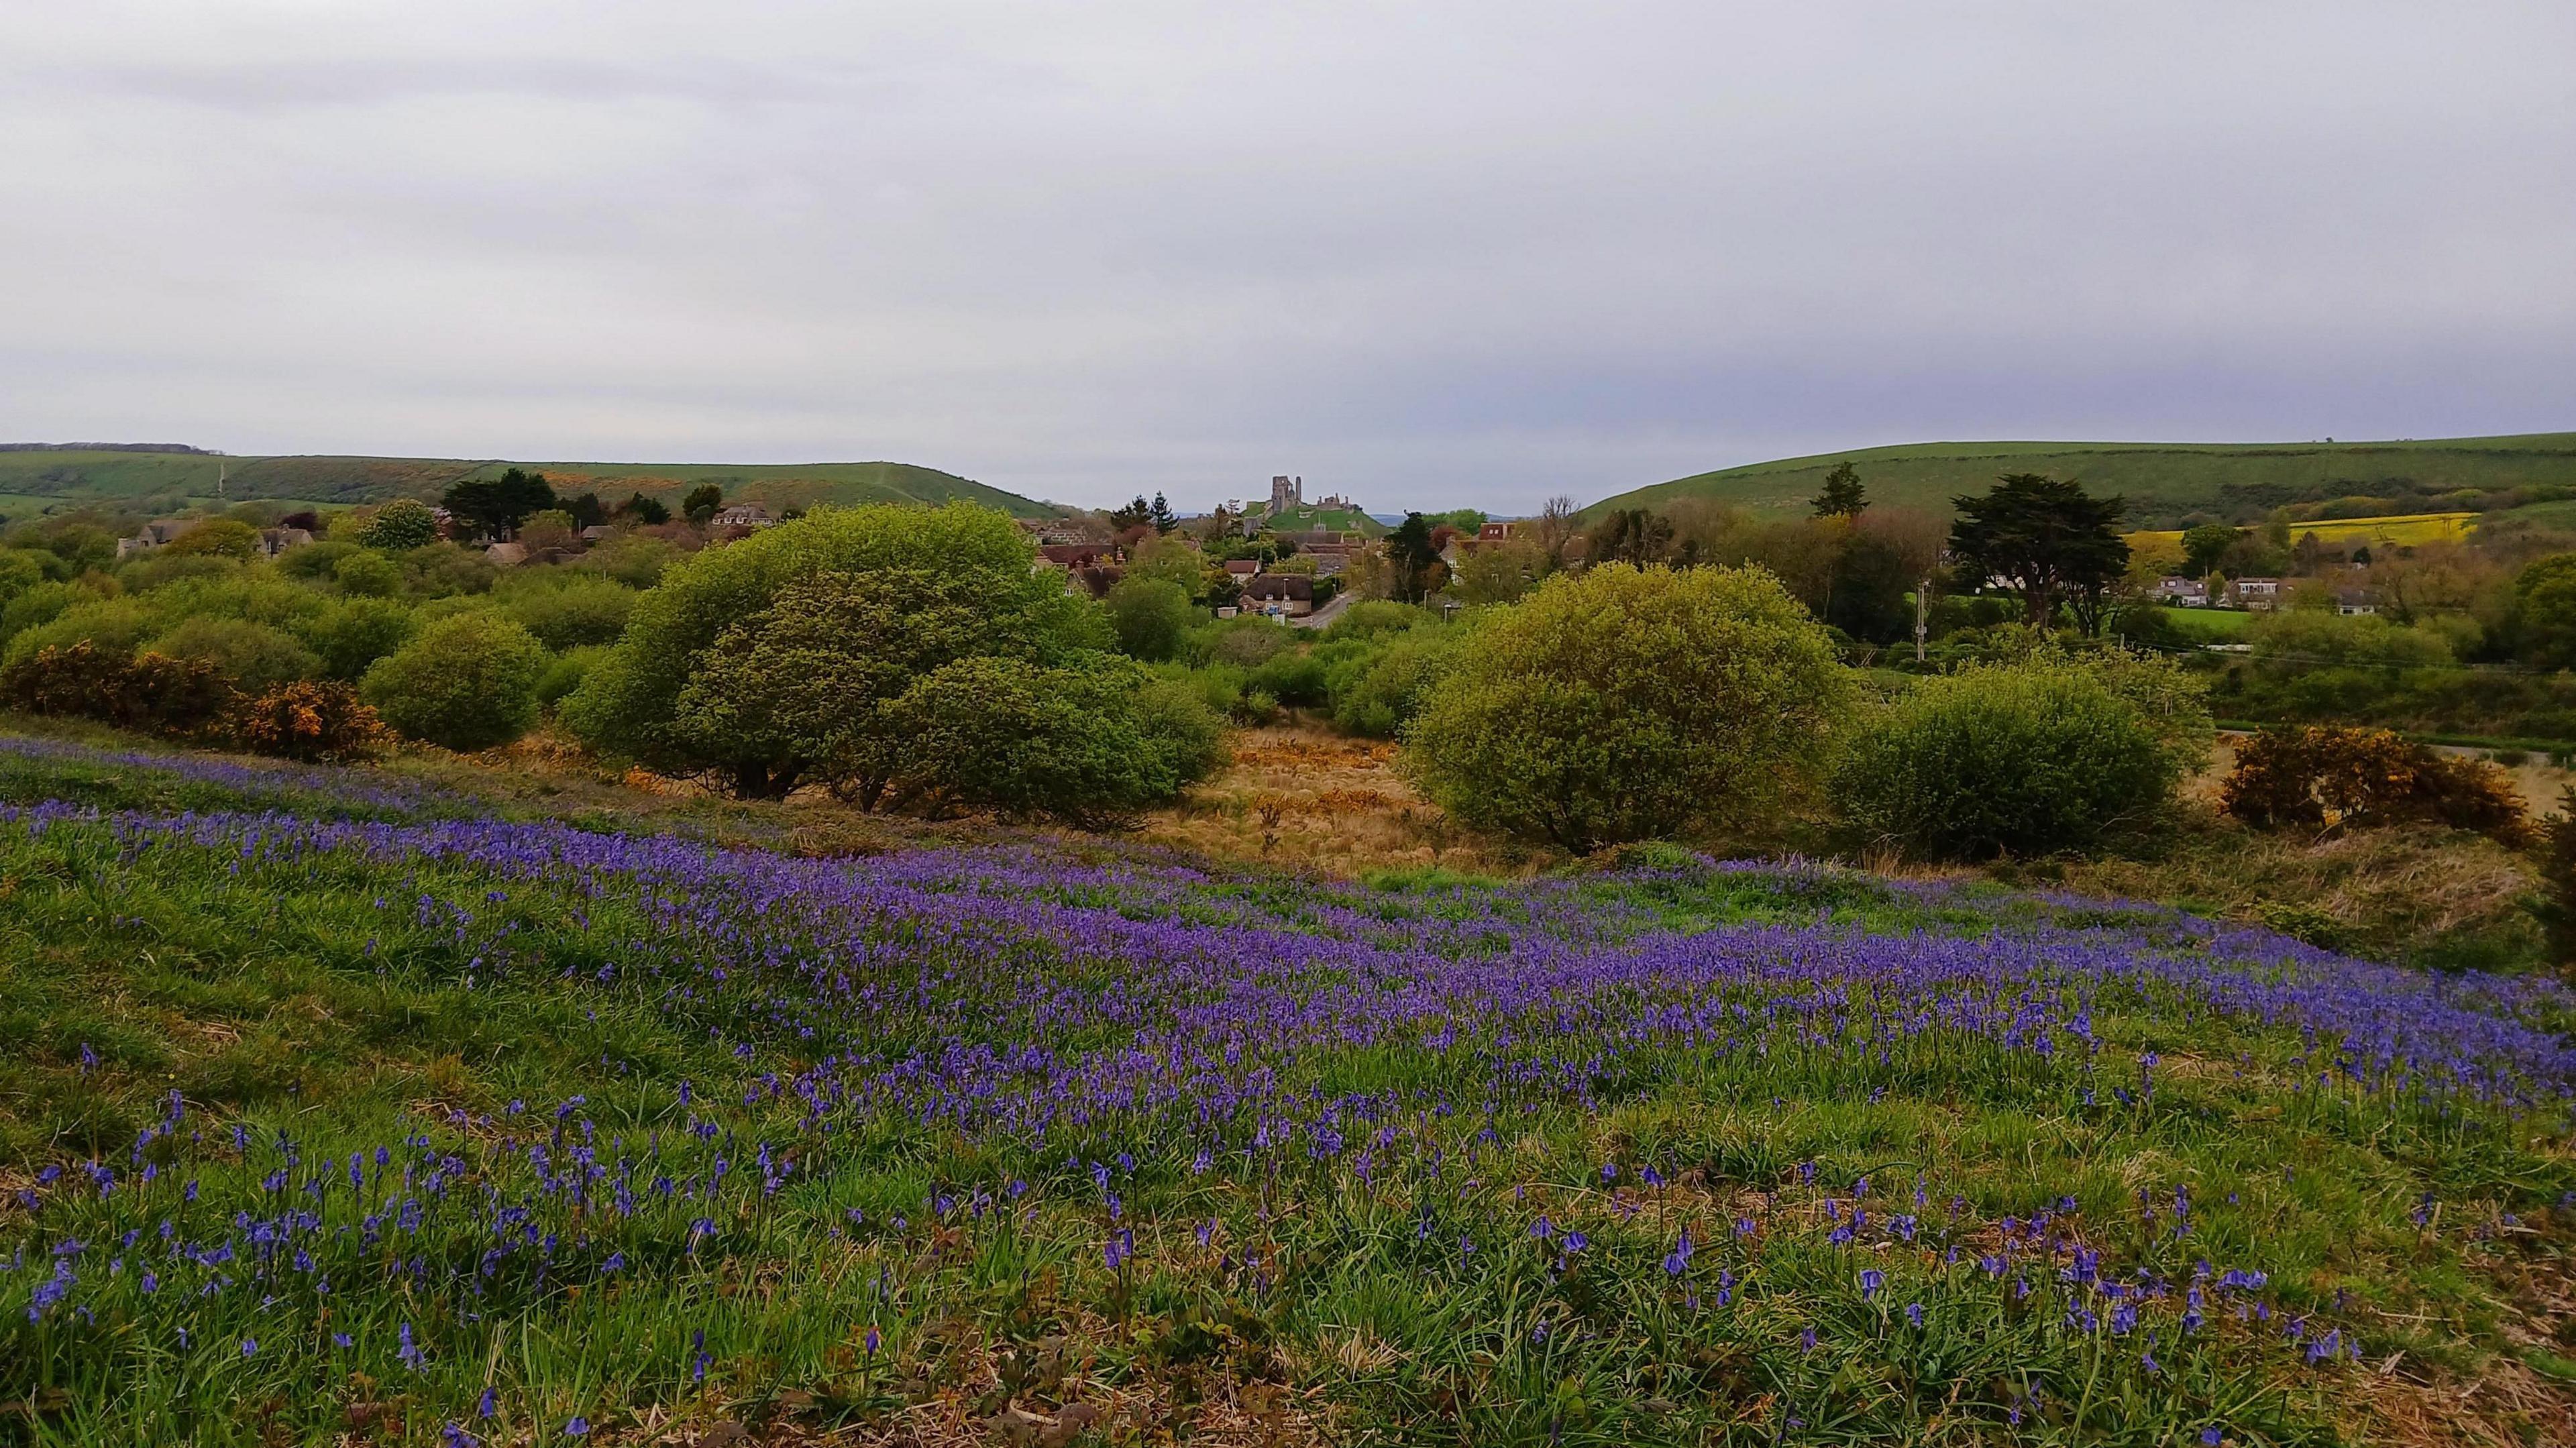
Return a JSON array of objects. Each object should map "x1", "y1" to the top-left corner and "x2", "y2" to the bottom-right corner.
[
  {"x1": 1809, "y1": 460, "x2": 1868, "y2": 518},
  {"x1": 1947, "y1": 474, "x2": 2130, "y2": 632},
  {"x1": 561, "y1": 503, "x2": 1110, "y2": 797},
  {"x1": 1402, "y1": 563, "x2": 1849, "y2": 851},
  {"x1": 441, "y1": 468, "x2": 557, "y2": 541}
]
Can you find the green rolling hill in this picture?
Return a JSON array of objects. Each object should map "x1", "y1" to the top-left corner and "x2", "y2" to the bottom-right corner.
[
  {"x1": 0, "y1": 447, "x2": 1065, "y2": 522},
  {"x1": 1583, "y1": 433, "x2": 2576, "y2": 530}
]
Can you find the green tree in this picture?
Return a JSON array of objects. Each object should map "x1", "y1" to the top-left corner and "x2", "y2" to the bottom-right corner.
[
  {"x1": 1450, "y1": 539, "x2": 1541, "y2": 606},
  {"x1": 354, "y1": 499, "x2": 441, "y2": 551},
  {"x1": 297, "y1": 597, "x2": 417, "y2": 681},
  {"x1": 442, "y1": 468, "x2": 557, "y2": 539},
  {"x1": 1384, "y1": 513, "x2": 1444, "y2": 604},
  {"x1": 361, "y1": 612, "x2": 547, "y2": 750},
  {"x1": 616, "y1": 492, "x2": 672, "y2": 526},
  {"x1": 1148, "y1": 493, "x2": 1179, "y2": 533},
  {"x1": 2512, "y1": 553, "x2": 2576, "y2": 669},
  {"x1": 0, "y1": 550, "x2": 46, "y2": 608},
  {"x1": 164, "y1": 519, "x2": 261, "y2": 559},
  {"x1": 566, "y1": 504, "x2": 1106, "y2": 797},
  {"x1": 1809, "y1": 460, "x2": 1868, "y2": 518},
  {"x1": 1833, "y1": 662, "x2": 2185, "y2": 861},
  {"x1": 1402, "y1": 565, "x2": 1849, "y2": 850},
  {"x1": 883, "y1": 658, "x2": 1220, "y2": 824},
  {"x1": 2181, "y1": 524, "x2": 2240, "y2": 579},
  {"x1": 148, "y1": 617, "x2": 321, "y2": 695},
  {"x1": 1587, "y1": 508, "x2": 1675, "y2": 567},
  {"x1": 1947, "y1": 474, "x2": 2130, "y2": 633},
  {"x1": 500, "y1": 574, "x2": 637, "y2": 650},
  {"x1": 1104, "y1": 577, "x2": 1197, "y2": 661},
  {"x1": 332, "y1": 550, "x2": 404, "y2": 598},
  {"x1": 682, "y1": 485, "x2": 724, "y2": 525}
]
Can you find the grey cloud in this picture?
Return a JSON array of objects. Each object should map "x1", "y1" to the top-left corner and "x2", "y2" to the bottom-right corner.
[{"x1": 3, "y1": 1, "x2": 2572, "y2": 512}]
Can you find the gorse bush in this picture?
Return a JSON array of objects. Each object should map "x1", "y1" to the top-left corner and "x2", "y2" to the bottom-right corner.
[
  {"x1": 0, "y1": 643, "x2": 235, "y2": 736},
  {"x1": 361, "y1": 612, "x2": 549, "y2": 752},
  {"x1": 2222, "y1": 725, "x2": 2530, "y2": 845},
  {"x1": 1834, "y1": 662, "x2": 2186, "y2": 861},
  {"x1": 1403, "y1": 564, "x2": 1847, "y2": 851},
  {"x1": 226, "y1": 681, "x2": 388, "y2": 762}
]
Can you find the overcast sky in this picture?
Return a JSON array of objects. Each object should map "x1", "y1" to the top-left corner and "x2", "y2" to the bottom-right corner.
[{"x1": 4, "y1": 3, "x2": 2572, "y2": 512}]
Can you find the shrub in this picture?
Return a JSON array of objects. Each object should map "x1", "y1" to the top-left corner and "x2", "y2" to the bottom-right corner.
[
  {"x1": 1246, "y1": 648, "x2": 1329, "y2": 708},
  {"x1": 296, "y1": 598, "x2": 418, "y2": 681},
  {"x1": 500, "y1": 574, "x2": 636, "y2": 650},
  {"x1": 0, "y1": 549, "x2": 45, "y2": 606},
  {"x1": 1833, "y1": 664, "x2": 2184, "y2": 861},
  {"x1": 276, "y1": 540, "x2": 362, "y2": 582},
  {"x1": 162, "y1": 518, "x2": 261, "y2": 559},
  {"x1": 361, "y1": 612, "x2": 548, "y2": 751},
  {"x1": 536, "y1": 645, "x2": 610, "y2": 709},
  {"x1": 147, "y1": 617, "x2": 322, "y2": 695},
  {"x1": 1319, "y1": 600, "x2": 1429, "y2": 643},
  {"x1": 0, "y1": 643, "x2": 235, "y2": 734},
  {"x1": 400, "y1": 541, "x2": 498, "y2": 598},
  {"x1": 354, "y1": 498, "x2": 440, "y2": 551},
  {"x1": 2, "y1": 598, "x2": 158, "y2": 669},
  {"x1": 2221, "y1": 726, "x2": 2530, "y2": 844},
  {"x1": 1103, "y1": 577, "x2": 1196, "y2": 662},
  {"x1": 227, "y1": 681, "x2": 388, "y2": 761},
  {"x1": 1403, "y1": 565, "x2": 1848, "y2": 852},
  {"x1": 568, "y1": 504, "x2": 1105, "y2": 795},
  {"x1": 1326, "y1": 627, "x2": 1470, "y2": 738},
  {"x1": 884, "y1": 657, "x2": 1218, "y2": 824},
  {"x1": 576, "y1": 533, "x2": 681, "y2": 590},
  {"x1": 332, "y1": 550, "x2": 404, "y2": 598},
  {"x1": 117, "y1": 552, "x2": 240, "y2": 592},
  {"x1": 2532, "y1": 785, "x2": 2576, "y2": 968}
]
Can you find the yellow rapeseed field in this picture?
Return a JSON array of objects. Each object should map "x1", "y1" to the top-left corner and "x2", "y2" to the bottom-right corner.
[{"x1": 2129, "y1": 510, "x2": 2476, "y2": 552}]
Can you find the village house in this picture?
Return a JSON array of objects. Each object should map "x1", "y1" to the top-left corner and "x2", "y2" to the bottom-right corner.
[
  {"x1": 1222, "y1": 558, "x2": 1263, "y2": 580},
  {"x1": 2226, "y1": 577, "x2": 2284, "y2": 611},
  {"x1": 2155, "y1": 575, "x2": 2210, "y2": 606},
  {"x1": 114, "y1": 519, "x2": 193, "y2": 559},
  {"x1": 2335, "y1": 587, "x2": 2379, "y2": 616},
  {"x1": 484, "y1": 541, "x2": 529, "y2": 567},
  {"x1": 256, "y1": 526, "x2": 313, "y2": 559},
  {"x1": 1242, "y1": 573, "x2": 1315, "y2": 618},
  {"x1": 579, "y1": 524, "x2": 616, "y2": 543},
  {"x1": 708, "y1": 503, "x2": 775, "y2": 531}
]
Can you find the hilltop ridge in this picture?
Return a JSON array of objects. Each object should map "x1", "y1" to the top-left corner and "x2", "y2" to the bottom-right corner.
[
  {"x1": 0, "y1": 448, "x2": 1065, "y2": 520},
  {"x1": 1584, "y1": 432, "x2": 2576, "y2": 529}
]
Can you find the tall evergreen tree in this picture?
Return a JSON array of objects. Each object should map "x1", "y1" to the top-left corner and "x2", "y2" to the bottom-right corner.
[
  {"x1": 1947, "y1": 474, "x2": 2129, "y2": 634},
  {"x1": 1810, "y1": 460, "x2": 1868, "y2": 518}
]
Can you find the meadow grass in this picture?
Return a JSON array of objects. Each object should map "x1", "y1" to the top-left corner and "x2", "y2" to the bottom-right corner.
[{"x1": 1, "y1": 737, "x2": 2573, "y2": 1445}]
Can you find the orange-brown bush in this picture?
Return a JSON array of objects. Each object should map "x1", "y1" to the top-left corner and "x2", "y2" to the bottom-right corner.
[
  {"x1": 2221, "y1": 724, "x2": 2531, "y2": 845},
  {"x1": 0, "y1": 643, "x2": 236, "y2": 736},
  {"x1": 227, "y1": 681, "x2": 389, "y2": 762}
]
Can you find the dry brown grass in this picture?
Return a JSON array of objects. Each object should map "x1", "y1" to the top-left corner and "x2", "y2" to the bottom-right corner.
[{"x1": 1137, "y1": 726, "x2": 1550, "y2": 879}]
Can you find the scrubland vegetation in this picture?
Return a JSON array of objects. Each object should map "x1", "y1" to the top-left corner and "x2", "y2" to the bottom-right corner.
[{"x1": 3, "y1": 469, "x2": 2575, "y2": 1445}]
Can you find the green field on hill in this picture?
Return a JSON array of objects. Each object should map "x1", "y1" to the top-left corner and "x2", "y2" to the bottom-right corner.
[
  {"x1": 0, "y1": 448, "x2": 1063, "y2": 519},
  {"x1": 1588, "y1": 434, "x2": 2576, "y2": 530}
]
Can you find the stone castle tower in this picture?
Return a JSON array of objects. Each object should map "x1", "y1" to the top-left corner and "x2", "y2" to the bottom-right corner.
[{"x1": 1269, "y1": 474, "x2": 1303, "y2": 510}]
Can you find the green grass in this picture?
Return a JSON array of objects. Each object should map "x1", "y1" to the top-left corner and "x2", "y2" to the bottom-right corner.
[
  {"x1": 0, "y1": 449, "x2": 1065, "y2": 520},
  {"x1": 1, "y1": 736, "x2": 2571, "y2": 1444},
  {"x1": 2163, "y1": 609, "x2": 2255, "y2": 643},
  {"x1": 1587, "y1": 433, "x2": 2576, "y2": 529}
]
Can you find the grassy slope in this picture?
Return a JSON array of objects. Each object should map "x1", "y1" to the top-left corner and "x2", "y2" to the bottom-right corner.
[
  {"x1": 1587, "y1": 434, "x2": 2576, "y2": 528},
  {"x1": 2, "y1": 728, "x2": 2573, "y2": 1445},
  {"x1": 0, "y1": 449, "x2": 1065, "y2": 518}
]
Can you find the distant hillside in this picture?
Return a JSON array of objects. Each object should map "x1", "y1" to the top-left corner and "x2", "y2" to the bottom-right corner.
[
  {"x1": 0, "y1": 449, "x2": 1065, "y2": 521},
  {"x1": 1584, "y1": 433, "x2": 2576, "y2": 531}
]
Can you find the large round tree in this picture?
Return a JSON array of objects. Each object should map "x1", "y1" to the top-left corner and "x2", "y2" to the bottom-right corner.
[
  {"x1": 1401, "y1": 563, "x2": 1848, "y2": 852},
  {"x1": 561, "y1": 503, "x2": 1111, "y2": 797}
]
